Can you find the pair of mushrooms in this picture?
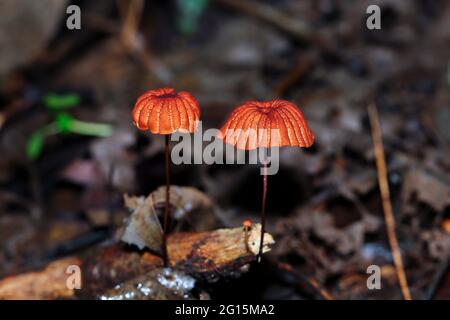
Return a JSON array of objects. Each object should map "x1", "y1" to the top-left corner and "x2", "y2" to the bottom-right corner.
[{"x1": 132, "y1": 87, "x2": 314, "y2": 265}]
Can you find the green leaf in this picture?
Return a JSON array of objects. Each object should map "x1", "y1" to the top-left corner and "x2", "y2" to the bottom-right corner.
[
  {"x1": 55, "y1": 113, "x2": 74, "y2": 134},
  {"x1": 44, "y1": 93, "x2": 81, "y2": 110},
  {"x1": 70, "y1": 119, "x2": 113, "y2": 137},
  {"x1": 26, "y1": 133, "x2": 44, "y2": 160}
]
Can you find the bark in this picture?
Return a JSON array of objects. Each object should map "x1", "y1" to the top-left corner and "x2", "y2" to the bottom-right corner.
[
  {"x1": 0, "y1": 257, "x2": 81, "y2": 300},
  {"x1": 0, "y1": 224, "x2": 274, "y2": 299}
]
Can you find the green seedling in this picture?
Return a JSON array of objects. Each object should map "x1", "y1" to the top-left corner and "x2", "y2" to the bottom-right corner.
[
  {"x1": 26, "y1": 93, "x2": 113, "y2": 160},
  {"x1": 44, "y1": 93, "x2": 81, "y2": 110}
]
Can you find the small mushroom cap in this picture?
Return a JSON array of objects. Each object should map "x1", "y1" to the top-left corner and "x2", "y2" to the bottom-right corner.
[
  {"x1": 243, "y1": 219, "x2": 252, "y2": 228},
  {"x1": 218, "y1": 99, "x2": 314, "y2": 150},
  {"x1": 132, "y1": 87, "x2": 201, "y2": 135}
]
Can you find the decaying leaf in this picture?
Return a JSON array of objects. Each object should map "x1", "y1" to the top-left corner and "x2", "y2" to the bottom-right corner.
[
  {"x1": 274, "y1": 200, "x2": 381, "y2": 279},
  {"x1": 402, "y1": 167, "x2": 450, "y2": 213},
  {"x1": 301, "y1": 210, "x2": 366, "y2": 256},
  {"x1": 149, "y1": 186, "x2": 216, "y2": 224},
  {"x1": 422, "y1": 230, "x2": 450, "y2": 261},
  {"x1": 121, "y1": 193, "x2": 163, "y2": 254},
  {"x1": 123, "y1": 185, "x2": 219, "y2": 246}
]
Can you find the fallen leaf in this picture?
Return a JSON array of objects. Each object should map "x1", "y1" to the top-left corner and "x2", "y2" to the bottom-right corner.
[
  {"x1": 121, "y1": 194, "x2": 163, "y2": 255},
  {"x1": 402, "y1": 167, "x2": 450, "y2": 212}
]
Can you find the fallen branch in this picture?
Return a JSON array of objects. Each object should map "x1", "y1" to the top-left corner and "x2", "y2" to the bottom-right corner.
[
  {"x1": 0, "y1": 257, "x2": 81, "y2": 300},
  {"x1": 0, "y1": 225, "x2": 274, "y2": 299},
  {"x1": 83, "y1": 224, "x2": 274, "y2": 296},
  {"x1": 214, "y1": 0, "x2": 335, "y2": 51}
]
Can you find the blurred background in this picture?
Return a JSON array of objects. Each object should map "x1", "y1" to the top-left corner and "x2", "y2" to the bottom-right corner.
[{"x1": 0, "y1": 0, "x2": 450, "y2": 299}]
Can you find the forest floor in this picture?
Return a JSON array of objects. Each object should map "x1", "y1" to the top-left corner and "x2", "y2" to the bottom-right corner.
[{"x1": 0, "y1": 0, "x2": 450, "y2": 300}]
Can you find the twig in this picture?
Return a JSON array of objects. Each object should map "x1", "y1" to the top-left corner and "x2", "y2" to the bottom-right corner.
[
  {"x1": 45, "y1": 229, "x2": 110, "y2": 260},
  {"x1": 214, "y1": 0, "x2": 311, "y2": 39},
  {"x1": 276, "y1": 262, "x2": 334, "y2": 300},
  {"x1": 83, "y1": 1, "x2": 171, "y2": 83},
  {"x1": 117, "y1": 0, "x2": 145, "y2": 52},
  {"x1": 368, "y1": 102, "x2": 412, "y2": 300},
  {"x1": 214, "y1": 0, "x2": 335, "y2": 51},
  {"x1": 274, "y1": 55, "x2": 315, "y2": 97}
]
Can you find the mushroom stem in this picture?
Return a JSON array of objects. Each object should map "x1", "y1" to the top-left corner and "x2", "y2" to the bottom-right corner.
[
  {"x1": 162, "y1": 134, "x2": 171, "y2": 267},
  {"x1": 258, "y1": 159, "x2": 268, "y2": 261}
]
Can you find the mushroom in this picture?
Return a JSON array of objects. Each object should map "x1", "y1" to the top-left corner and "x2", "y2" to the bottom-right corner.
[
  {"x1": 219, "y1": 99, "x2": 314, "y2": 259},
  {"x1": 243, "y1": 219, "x2": 253, "y2": 253},
  {"x1": 132, "y1": 87, "x2": 201, "y2": 265}
]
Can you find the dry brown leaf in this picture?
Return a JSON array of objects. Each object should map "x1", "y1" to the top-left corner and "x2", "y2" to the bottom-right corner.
[
  {"x1": 402, "y1": 168, "x2": 450, "y2": 212},
  {"x1": 121, "y1": 193, "x2": 163, "y2": 254}
]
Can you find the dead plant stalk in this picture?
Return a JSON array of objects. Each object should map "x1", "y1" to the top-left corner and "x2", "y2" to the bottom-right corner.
[{"x1": 368, "y1": 102, "x2": 412, "y2": 300}]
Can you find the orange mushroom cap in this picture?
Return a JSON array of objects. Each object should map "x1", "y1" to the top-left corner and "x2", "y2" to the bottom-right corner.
[
  {"x1": 132, "y1": 87, "x2": 200, "y2": 135},
  {"x1": 219, "y1": 99, "x2": 314, "y2": 150},
  {"x1": 243, "y1": 219, "x2": 252, "y2": 228}
]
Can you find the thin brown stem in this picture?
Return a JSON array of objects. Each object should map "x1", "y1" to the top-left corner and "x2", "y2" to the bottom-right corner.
[
  {"x1": 258, "y1": 159, "x2": 268, "y2": 261},
  {"x1": 162, "y1": 134, "x2": 171, "y2": 267},
  {"x1": 275, "y1": 262, "x2": 334, "y2": 300},
  {"x1": 368, "y1": 102, "x2": 412, "y2": 300}
]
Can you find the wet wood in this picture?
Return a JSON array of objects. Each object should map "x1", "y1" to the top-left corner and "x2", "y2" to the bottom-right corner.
[
  {"x1": 0, "y1": 257, "x2": 81, "y2": 300},
  {"x1": 0, "y1": 224, "x2": 274, "y2": 299}
]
